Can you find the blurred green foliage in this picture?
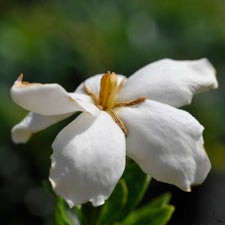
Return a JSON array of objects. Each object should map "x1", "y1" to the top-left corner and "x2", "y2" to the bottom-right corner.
[{"x1": 1, "y1": 0, "x2": 225, "y2": 224}]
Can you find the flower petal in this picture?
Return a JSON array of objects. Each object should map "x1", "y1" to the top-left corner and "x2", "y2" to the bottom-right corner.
[
  {"x1": 68, "y1": 93, "x2": 100, "y2": 115},
  {"x1": 49, "y1": 111, "x2": 126, "y2": 207},
  {"x1": 11, "y1": 75, "x2": 97, "y2": 115},
  {"x1": 118, "y1": 58, "x2": 218, "y2": 107},
  {"x1": 75, "y1": 74, "x2": 126, "y2": 96},
  {"x1": 118, "y1": 100, "x2": 211, "y2": 191},
  {"x1": 11, "y1": 112, "x2": 73, "y2": 144}
]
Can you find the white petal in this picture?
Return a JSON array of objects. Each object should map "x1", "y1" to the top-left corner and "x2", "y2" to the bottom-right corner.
[
  {"x1": 68, "y1": 93, "x2": 100, "y2": 115},
  {"x1": 10, "y1": 75, "x2": 97, "y2": 115},
  {"x1": 75, "y1": 74, "x2": 126, "y2": 95},
  {"x1": 118, "y1": 100, "x2": 211, "y2": 191},
  {"x1": 49, "y1": 111, "x2": 126, "y2": 207},
  {"x1": 11, "y1": 112, "x2": 73, "y2": 143},
  {"x1": 118, "y1": 58, "x2": 218, "y2": 107}
]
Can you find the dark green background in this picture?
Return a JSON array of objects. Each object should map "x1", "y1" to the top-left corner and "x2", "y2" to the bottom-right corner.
[{"x1": 0, "y1": 0, "x2": 225, "y2": 224}]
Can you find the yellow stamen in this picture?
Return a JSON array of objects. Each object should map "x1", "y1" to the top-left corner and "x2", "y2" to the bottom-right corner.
[
  {"x1": 83, "y1": 83, "x2": 98, "y2": 105},
  {"x1": 107, "y1": 110, "x2": 127, "y2": 136},
  {"x1": 114, "y1": 96, "x2": 147, "y2": 108},
  {"x1": 98, "y1": 72, "x2": 118, "y2": 110}
]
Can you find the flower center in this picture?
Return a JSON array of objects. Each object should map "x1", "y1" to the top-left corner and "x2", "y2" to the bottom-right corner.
[
  {"x1": 83, "y1": 72, "x2": 146, "y2": 135},
  {"x1": 98, "y1": 72, "x2": 119, "y2": 110}
]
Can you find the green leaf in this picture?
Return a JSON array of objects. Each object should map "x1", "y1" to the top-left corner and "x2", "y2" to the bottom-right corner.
[
  {"x1": 119, "y1": 205, "x2": 175, "y2": 225},
  {"x1": 54, "y1": 197, "x2": 73, "y2": 225},
  {"x1": 54, "y1": 197, "x2": 77, "y2": 225},
  {"x1": 147, "y1": 193, "x2": 172, "y2": 208},
  {"x1": 117, "y1": 161, "x2": 150, "y2": 220},
  {"x1": 97, "y1": 179, "x2": 128, "y2": 225},
  {"x1": 118, "y1": 193, "x2": 175, "y2": 225}
]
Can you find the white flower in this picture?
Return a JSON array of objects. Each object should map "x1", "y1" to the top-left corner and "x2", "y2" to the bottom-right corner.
[{"x1": 11, "y1": 58, "x2": 218, "y2": 208}]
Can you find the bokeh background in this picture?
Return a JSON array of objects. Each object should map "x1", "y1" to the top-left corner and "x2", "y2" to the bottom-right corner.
[{"x1": 1, "y1": 0, "x2": 225, "y2": 224}]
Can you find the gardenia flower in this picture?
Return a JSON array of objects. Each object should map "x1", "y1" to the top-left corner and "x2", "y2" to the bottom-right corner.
[{"x1": 11, "y1": 58, "x2": 218, "y2": 208}]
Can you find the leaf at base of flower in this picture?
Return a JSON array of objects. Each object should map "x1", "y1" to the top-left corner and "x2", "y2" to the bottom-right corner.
[
  {"x1": 117, "y1": 161, "x2": 151, "y2": 220},
  {"x1": 96, "y1": 179, "x2": 127, "y2": 225},
  {"x1": 97, "y1": 161, "x2": 150, "y2": 225},
  {"x1": 55, "y1": 197, "x2": 87, "y2": 225},
  {"x1": 117, "y1": 193, "x2": 175, "y2": 225}
]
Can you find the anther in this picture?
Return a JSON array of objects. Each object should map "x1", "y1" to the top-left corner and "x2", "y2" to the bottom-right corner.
[
  {"x1": 107, "y1": 110, "x2": 127, "y2": 136},
  {"x1": 83, "y1": 83, "x2": 98, "y2": 104},
  {"x1": 114, "y1": 97, "x2": 147, "y2": 108}
]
